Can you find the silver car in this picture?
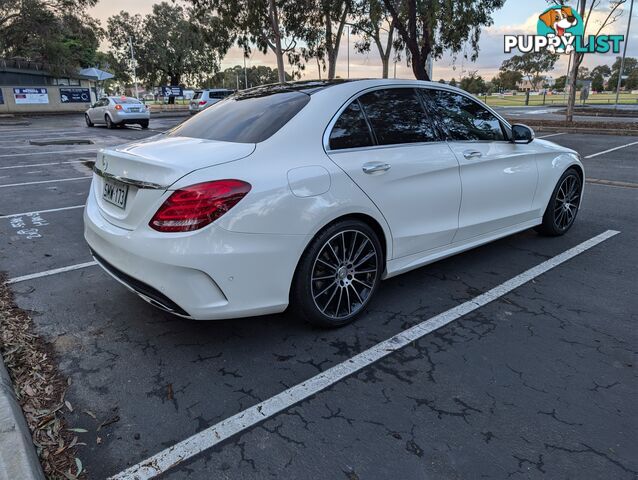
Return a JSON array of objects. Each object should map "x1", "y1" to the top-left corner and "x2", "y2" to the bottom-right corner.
[
  {"x1": 188, "y1": 89, "x2": 234, "y2": 114},
  {"x1": 85, "y1": 96, "x2": 150, "y2": 129}
]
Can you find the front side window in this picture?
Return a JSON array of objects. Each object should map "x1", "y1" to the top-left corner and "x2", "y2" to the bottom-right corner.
[
  {"x1": 423, "y1": 90, "x2": 505, "y2": 141},
  {"x1": 168, "y1": 90, "x2": 310, "y2": 143},
  {"x1": 358, "y1": 88, "x2": 437, "y2": 146},
  {"x1": 329, "y1": 100, "x2": 374, "y2": 150}
]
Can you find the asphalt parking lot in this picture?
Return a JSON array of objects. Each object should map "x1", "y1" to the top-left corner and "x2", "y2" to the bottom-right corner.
[{"x1": 1, "y1": 115, "x2": 636, "y2": 479}]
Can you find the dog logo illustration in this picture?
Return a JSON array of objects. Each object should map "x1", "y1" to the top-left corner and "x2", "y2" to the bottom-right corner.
[{"x1": 537, "y1": 5, "x2": 584, "y2": 54}]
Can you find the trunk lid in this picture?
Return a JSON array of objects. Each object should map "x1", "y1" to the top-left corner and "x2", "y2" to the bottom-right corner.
[{"x1": 94, "y1": 135, "x2": 255, "y2": 230}]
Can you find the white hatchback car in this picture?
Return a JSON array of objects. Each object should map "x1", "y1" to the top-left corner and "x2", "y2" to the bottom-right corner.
[
  {"x1": 84, "y1": 80, "x2": 584, "y2": 327},
  {"x1": 188, "y1": 89, "x2": 234, "y2": 114}
]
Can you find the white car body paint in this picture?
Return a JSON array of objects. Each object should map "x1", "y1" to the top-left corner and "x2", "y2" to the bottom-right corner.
[{"x1": 84, "y1": 79, "x2": 584, "y2": 320}]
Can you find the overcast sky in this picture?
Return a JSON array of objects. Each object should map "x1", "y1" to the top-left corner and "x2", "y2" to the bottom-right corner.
[{"x1": 89, "y1": 0, "x2": 637, "y2": 81}]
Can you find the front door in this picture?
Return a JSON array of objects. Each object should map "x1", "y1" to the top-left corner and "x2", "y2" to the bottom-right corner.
[
  {"x1": 422, "y1": 89, "x2": 538, "y2": 241},
  {"x1": 326, "y1": 87, "x2": 462, "y2": 259}
]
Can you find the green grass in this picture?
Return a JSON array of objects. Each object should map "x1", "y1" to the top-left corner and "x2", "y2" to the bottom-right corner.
[{"x1": 478, "y1": 92, "x2": 638, "y2": 107}]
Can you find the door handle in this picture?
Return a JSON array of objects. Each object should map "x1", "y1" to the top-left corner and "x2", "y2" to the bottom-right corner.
[
  {"x1": 362, "y1": 162, "x2": 391, "y2": 174},
  {"x1": 463, "y1": 150, "x2": 482, "y2": 159}
]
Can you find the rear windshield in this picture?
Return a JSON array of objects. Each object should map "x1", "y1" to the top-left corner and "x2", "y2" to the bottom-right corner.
[
  {"x1": 192, "y1": 91, "x2": 202, "y2": 99},
  {"x1": 113, "y1": 98, "x2": 141, "y2": 104},
  {"x1": 168, "y1": 91, "x2": 310, "y2": 143}
]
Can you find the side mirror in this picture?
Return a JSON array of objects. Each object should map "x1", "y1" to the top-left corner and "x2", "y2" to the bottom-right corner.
[{"x1": 511, "y1": 124, "x2": 534, "y2": 144}]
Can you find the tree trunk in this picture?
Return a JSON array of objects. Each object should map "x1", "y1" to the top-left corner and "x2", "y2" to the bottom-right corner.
[
  {"x1": 381, "y1": 56, "x2": 389, "y2": 78},
  {"x1": 565, "y1": 53, "x2": 582, "y2": 123},
  {"x1": 411, "y1": 54, "x2": 429, "y2": 81},
  {"x1": 268, "y1": 0, "x2": 286, "y2": 84},
  {"x1": 326, "y1": 4, "x2": 348, "y2": 80}
]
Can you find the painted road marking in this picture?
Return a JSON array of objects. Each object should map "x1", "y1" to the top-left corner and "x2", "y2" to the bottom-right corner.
[
  {"x1": 587, "y1": 178, "x2": 638, "y2": 189},
  {"x1": 0, "y1": 160, "x2": 88, "y2": 170},
  {"x1": 536, "y1": 132, "x2": 566, "y2": 139},
  {"x1": 5, "y1": 261, "x2": 98, "y2": 285},
  {"x1": 0, "y1": 149, "x2": 97, "y2": 158},
  {"x1": 0, "y1": 205, "x2": 85, "y2": 219},
  {"x1": 0, "y1": 177, "x2": 91, "y2": 188},
  {"x1": 109, "y1": 229, "x2": 620, "y2": 480},
  {"x1": 585, "y1": 141, "x2": 638, "y2": 159}
]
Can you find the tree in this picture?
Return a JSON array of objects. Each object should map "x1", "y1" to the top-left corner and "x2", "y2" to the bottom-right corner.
[
  {"x1": 554, "y1": 75, "x2": 567, "y2": 91},
  {"x1": 500, "y1": 51, "x2": 559, "y2": 92},
  {"x1": 350, "y1": 0, "x2": 402, "y2": 78},
  {"x1": 491, "y1": 70, "x2": 523, "y2": 91},
  {"x1": 107, "y1": 3, "x2": 232, "y2": 93},
  {"x1": 0, "y1": 0, "x2": 102, "y2": 74},
  {"x1": 312, "y1": 0, "x2": 352, "y2": 79},
  {"x1": 190, "y1": 0, "x2": 310, "y2": 83},
  {"x1": 438, "y1": 78, "x2": 446, "y2": 83},
  {"x1": 549, "y1": 0, "x2": 628, "y2": 121},
  {"x1": 380, "y1": 0, "x2": 505, "y2": 80},
  {"x1": 459, "y1": 71, "x2": 486, "y2": 94},
  {"x1": 608, "y1": 56, "x2": 637, "y2": 90},
  {"x1": 449, "y1": 77, "x2": 457, "y2": 87},
  {"x1": 590, "y1": 64, "x2": 611, "y2": 91}
]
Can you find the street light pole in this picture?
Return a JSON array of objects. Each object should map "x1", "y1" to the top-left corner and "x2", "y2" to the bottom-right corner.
[
  {"x1": 347, "y1": 25, "x2": 350, "y2": 79},
  {"x1": 615, "y1": 0, "x2": 634, "y2": 110},
  {"x1": 129, "y1": 36, "x2": 139, "y2": 99},
  {"x1": 243, "y1": 55, "x2": 248, "y2": 90}
]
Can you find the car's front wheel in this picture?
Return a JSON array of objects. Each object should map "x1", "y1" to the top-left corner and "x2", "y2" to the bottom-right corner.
[
  {"x1": 292, "y1": 219, "x2": 383, "y2": 327},
  {"x1": 536, "y1": 168, "x2": 582, "y2": 236}
]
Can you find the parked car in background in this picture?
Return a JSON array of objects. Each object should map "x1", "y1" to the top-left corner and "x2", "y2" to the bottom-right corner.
[
  {"x1": 86, "y1": 96, "x2": 150, "y2": 129},
  {"x1": 189, "y1": 89, "x2": 234, "y2": 114},
  {"x1": 85, "y1": 79, "x2": 584, "y2": 327}
]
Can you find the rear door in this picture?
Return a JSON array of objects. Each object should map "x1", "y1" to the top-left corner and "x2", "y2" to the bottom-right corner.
[
  {"x1": 326, "y1": 87, "x2": 461, "y2": 259},
  {"x1": 422, "y1": 89, "x2": 538, "y2": 241}
]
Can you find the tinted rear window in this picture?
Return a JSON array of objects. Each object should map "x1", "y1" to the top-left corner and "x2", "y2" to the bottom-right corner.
[
  {"x1": 193, "y1": 91, "x2": 202, "y2": 99},
  {"x1": 168, "y1": 91, "x2": 310, "y2": 143},
  {"x1": 113, "y1": 98, "x2": 141, "y2": 104}
]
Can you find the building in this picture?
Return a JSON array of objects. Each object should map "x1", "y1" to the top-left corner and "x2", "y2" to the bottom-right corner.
[{"x1": 0, "y1": 58, "x2": 99, "y2": 114}]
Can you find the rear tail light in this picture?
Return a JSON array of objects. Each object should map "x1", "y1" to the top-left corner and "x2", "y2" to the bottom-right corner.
[
  {"x1": 198, "y1": 100, "x2": 207, "y2": 105},
  {"x1": 114, "y1": 104, "x2": 123, "y2": 110},
  {"x1": 149, "y1": 180, "x2": 251, "y2": 232}
]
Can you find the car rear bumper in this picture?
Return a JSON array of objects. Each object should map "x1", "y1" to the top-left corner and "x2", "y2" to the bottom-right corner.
[
  {"x1": 83, "y1": 190, "x2": 309, "y2": 320},
  {"x1": 111, "y1": 111, "x2": 150, "y2": 123}
]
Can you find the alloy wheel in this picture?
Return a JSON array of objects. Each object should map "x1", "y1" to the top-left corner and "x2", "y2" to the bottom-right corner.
[
  {"x1": 310, "y1": 229, "x2": 379, "y2": 320},
  {"x1": 553, "y1": 173, "x2": 581, "y2": 231}
]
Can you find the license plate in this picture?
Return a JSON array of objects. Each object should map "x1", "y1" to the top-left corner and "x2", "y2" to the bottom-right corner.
[
  {"x1": 102, "y1": 178, "x2": 129, "y2": 209},
  {"x1": 128, "y1": 108, "x2": 139, "y2": 112}
]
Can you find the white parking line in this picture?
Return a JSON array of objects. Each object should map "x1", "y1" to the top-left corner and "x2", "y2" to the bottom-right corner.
[
  {"x1": 110, "y1": 229, "x2": 620, "y2": 480},
  {"x1": 585, "y1": 141, "x2": 638, "y2": 159},
  {"x1": 0, "y1": 176, "x2": 91, "y2": 188},
  {"x1": 536, "y1": 132, "x2": 566, "y2": 139},
  {"x1": 0, "y1": 160, "x2": 88, "y2": 170},
  {"x1": 0, "y1": 204, "x2": 85, "y2": 219},
  {"x1": 5, "y1": 261, "x2": 97, "y2": 285},
  {"x1": 0, "y1": 149, "x2": 96, "y2": 158}
]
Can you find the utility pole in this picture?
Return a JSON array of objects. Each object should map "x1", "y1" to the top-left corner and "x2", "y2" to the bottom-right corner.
[
  {"x1": 347, "y1": 25, "x2": 350, "y2": 79},
  {"x1": 243, "y1": 55, "x2": 248, "y2": 89},
  {"x1": 615, "y1": 0, "x2": 634, "y2": 110},
  {"x1": 129, "y1": 36, "x2": 139, "y2": 99}
]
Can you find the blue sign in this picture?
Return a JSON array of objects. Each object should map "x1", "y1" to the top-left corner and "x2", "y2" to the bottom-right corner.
[
  {"x1": 60, "y1": 87, "x2": 91, "y2": 103},
  {"x1": 0, "y1": 88, "x2": 3, "y2": 105},
  {"x1": 160, "y1": 86, "x2": 183, "y2": 97}
]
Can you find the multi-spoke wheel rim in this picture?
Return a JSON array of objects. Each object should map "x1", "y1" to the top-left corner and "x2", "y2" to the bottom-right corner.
[
  {"x1": 311, "y1": 229, "x2": 378, "y2": 320},
  {"x1": 553, "y1": 174, "x2": 581, "y2": 231}
]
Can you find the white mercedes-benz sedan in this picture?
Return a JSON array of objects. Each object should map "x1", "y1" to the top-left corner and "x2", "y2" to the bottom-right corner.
[{"x1": 84, "y1": 79, "x2": 584, "y2": 327}]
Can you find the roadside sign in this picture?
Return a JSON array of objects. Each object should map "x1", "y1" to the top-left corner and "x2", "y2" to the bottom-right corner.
[
  {"x1": 160, "y1": 86, "x2": 183, "y2": 97},
  {"x1": 13, "y1": 87, "x2": 49, "y2": 104},
  {"x1": 60, "y1": 87, "x2": 91, "y2": 103},
  {"x1": 0, "y1": 88, "x2": 3, "y2": 105}
]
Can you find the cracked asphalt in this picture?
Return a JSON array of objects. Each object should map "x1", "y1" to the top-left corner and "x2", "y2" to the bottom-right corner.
[{"x1": 1, "y1": 115, "x2": 636, "y2": 479}]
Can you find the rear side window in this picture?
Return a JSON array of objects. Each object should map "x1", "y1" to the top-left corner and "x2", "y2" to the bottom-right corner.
[
  {"x1": 329, "y1": 100, "x2": 374, "y2": 150},
  {"x1": 113, "y1": 97, "x2": 142, "y2": 104},
  {"x1": 169, "y1": 91, "x2": 310, "y2": 143},
  {"x1": 358, "y1": 88, "x2": 437, "y2": 146},
  {"x1": 423, "y1": 90, "x2": 505, "y2": 141},
  {"x1": 193, "y1": 91, "x2": 202, "y2": 99}
]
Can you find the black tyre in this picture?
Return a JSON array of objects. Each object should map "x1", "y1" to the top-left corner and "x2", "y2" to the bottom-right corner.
[
  {"x1": 105, "y1": 115, "x2": 114, "y2": 129},
  {"x1": 291, "y1": 219, "x2": 383, "y2": 327},
  {"x1": 139, "y1": 120, "x2": 149, "y2": 129},
  {"x1": 85, "y1": 114, "x2": 94, "y2": 127},
  {"x1": 535, "y1": 168, "x2": 582, "y2": 236}
]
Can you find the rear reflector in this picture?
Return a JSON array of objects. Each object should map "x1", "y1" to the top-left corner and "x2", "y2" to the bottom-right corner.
[{"x1": 149, "y1": 180, "x2": 251, "y2": 232}]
